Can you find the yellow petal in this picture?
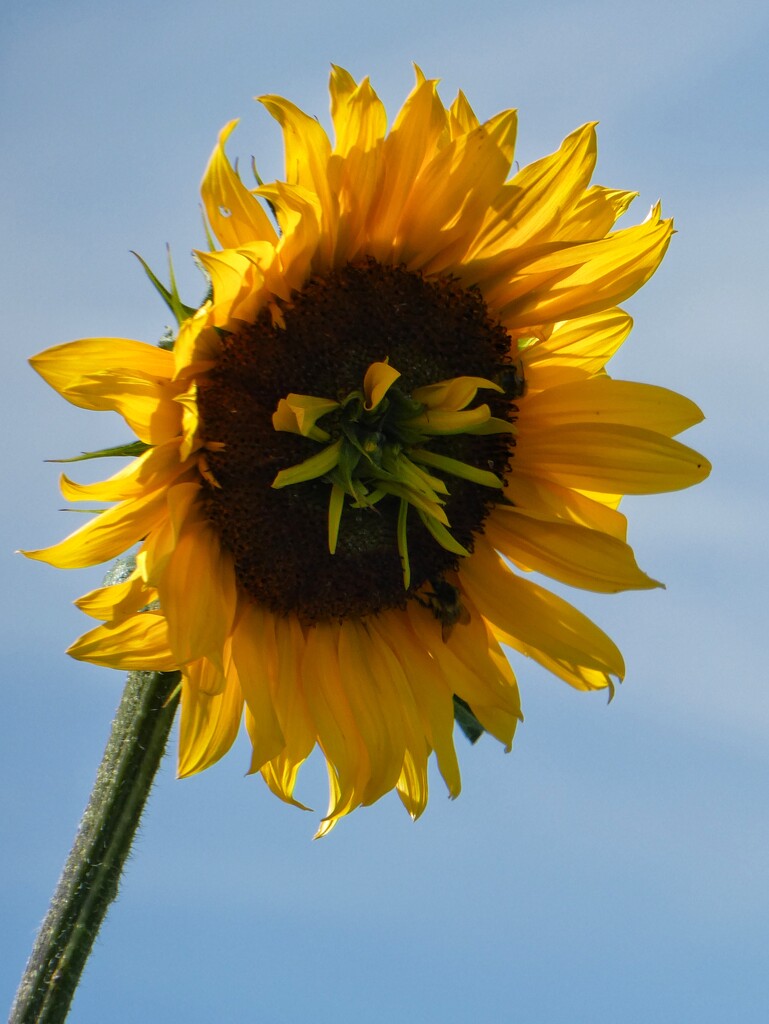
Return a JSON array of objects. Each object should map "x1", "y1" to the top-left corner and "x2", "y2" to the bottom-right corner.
[
  {"x1": 262, "y1": 760, "x2": 313, "y2": 812},
  {"x1": 337, "y1": 620, "x2": 405, "y2": 806},
  {"x1": 504, "y1": 472, "x2": 628, "y2": 540},
  {"x1": 494, "y1": 205, "x2": 674, "y2": 328},
  {"x1": 178, "y1": 661, "x2": 244, "y2": 777},
  {"x1": 405, "y1": 404, "x2": 490, "y2": 434},
  {"x1": 371, "y1": 613, "x2": 461, "y2": 799},
  {"x1": 514, "y1": 422, "x2": 711, "y2": 493},
  {"x1": 135, "y1": 482, "x2": 199, "y2": 585},
  {"x1": 469, "y1": 122, "x2": 597, "y2": 260},
  {"x1": 448, "y1": 89, "x2": 481, "y2": 137},
  {"x1": 259, "y1": 94, "x2": 333, "y2": 193},
  {"x1": 300, "y1": 621, "x2": 368, "y2": 824},
  {"x1": 366, "y1": 630, "x2": 430, "y2": 818},
  {"x1": 259, "y1": 614, "x2": 316, "y2": 809},
  {"x1": 461, "y1": 538, "x2": 625, "y2": 682},
  {"x1": 330, "y1": 66, "x2": 387, "y2": 159},
  {"x1": 75, "y1": 571, "x2": 157, "y2": 623},
  {"x1": 520, "y1": 308, "x2": 632, "y2": 389},
  {"x1": 405, "y1": 599, "x2": 521, "y2": 748},
  {"x1": 396, "y1": 108, "x2": 518, "y2": 271},
  {"x1": 23, "y1": 487, "x2": 168, "y2": 569},
  {"x1": 442, "y1": 582, "x2": 522, "y2": 707},
  {"x1": 253, "y1": 182, "x2": 322, "y2": 292},
  {"x1": 195, "y1": 248, "x2": 255, "y2": 325},
  {"x1": 65, "y1": 370, "x2": 182, "y2": 445},
  {"x1": 366, "y1": 72, "x2": 448, "y2": 260},
  {"x1": 328, "y1": 70, "x2": 388, "y2": 261},
  {"x1": 186, "y1": 652, "x2": 227, "y2": 696},
  {"x1": 521, "y1": 377, "x2": 705, "y2": 437},
  {"x1": 200, "y1": 120, "x2": 278, "y2": 250},
  {"x1": 176, "y1": 383, "x2": 203, "y2": 460},
  {"x1": 485, "y1": 506, "x2": 660, "y2": 592},
  {"x1": 396, "y1": 747, "x2": 430, "y2": 820},
  {"x1": 173, "y1": 306, "x2": 221, "y2": 380},
  {"x1": 60, "y1": 439, "x2": 185, "y2": 503},
  {"x1": 555, "y1": 186, "x2": 638, "y2": 242},
  {"x1": 258, "y1": 94, "x2": 335, "y2": 260},
  {"x1": 272, "y1": 394, "x2": 337, "y2": 440},
  {"x1": 156, "y1": 505, "x2": 237, "y2": 668},
  {"x1": 230, "y1": 602, "x2": 286, "y2": 772},
  {"x1": 67, "y1": 612, "x2": 177, "y2": 671},
  {"x1": 30, "y1": 338, "x2": 174, "y2": 407}
]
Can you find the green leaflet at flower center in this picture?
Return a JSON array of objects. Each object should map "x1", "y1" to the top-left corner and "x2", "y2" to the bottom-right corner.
[{"x1": 198, "y1": 258, "x2": 521, "y2": 623}]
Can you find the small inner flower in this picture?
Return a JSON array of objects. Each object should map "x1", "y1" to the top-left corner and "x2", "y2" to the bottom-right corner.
[{"x1": 197, "y1": 259, "x2": 519, "y2": 623}]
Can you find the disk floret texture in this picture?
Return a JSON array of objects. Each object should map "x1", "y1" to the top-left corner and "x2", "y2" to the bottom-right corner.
[{"x1": 25, "y1": 67, "x2": 709, "y2": 835}]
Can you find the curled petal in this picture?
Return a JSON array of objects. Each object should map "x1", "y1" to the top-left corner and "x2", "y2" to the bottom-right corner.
[
  {"x1": 363, "y1": 360, "x2": 401, "y2": 410},
  {"x1": 75, "y1": 571, "x2": 158, "y2": 623},
  {"x1": 200, "y1": 119, "x2": 278, "y2": 250}
]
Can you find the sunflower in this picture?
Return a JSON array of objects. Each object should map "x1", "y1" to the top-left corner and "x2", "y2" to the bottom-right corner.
[{"x1": 25, "y1": 67, "x2": 709, "y2": 835}]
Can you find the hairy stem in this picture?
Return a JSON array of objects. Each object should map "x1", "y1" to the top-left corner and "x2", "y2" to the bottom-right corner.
[{"x1": 10, "y1": 670, "x2": 181, "y2": 1024}]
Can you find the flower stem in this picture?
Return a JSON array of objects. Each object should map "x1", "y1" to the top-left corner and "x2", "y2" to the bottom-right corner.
[{"x1": 10, "y1": 670, "x2": 181, "y2": 1024}]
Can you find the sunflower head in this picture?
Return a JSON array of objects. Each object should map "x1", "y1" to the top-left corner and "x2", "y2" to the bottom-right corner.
[{"x1": 25, "y1": 67, "x2": 709, "y2": 835}]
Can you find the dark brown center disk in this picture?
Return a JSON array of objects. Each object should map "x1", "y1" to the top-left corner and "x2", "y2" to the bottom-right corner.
[{"x1": 197, "y1": 259, "x2": 517, "y2": 623}]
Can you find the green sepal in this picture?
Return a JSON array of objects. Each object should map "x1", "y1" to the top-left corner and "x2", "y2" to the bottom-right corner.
[
  {"x1": 397, "y1": 498, "x2": 411, "y2": 589},
  {"x1": 250, "y1": 159, "x2": 279, "y2": 223},
  {"x1": 200, "y1": 205, "x2": 218, "y2": 252},
  {"x1": 374, "y1": 479, "x2": 449, "y2": 525},
  {"x1": 409, "y1": 448, "x2": 503, "y2": 489},
  {"x1": 132, "y1": 247, "x2": 198, "y2": 326},
  {"x1": 338, "y1": 420, "x2": 374, "y2": 467},
  {"x1": 393, "y1": 453, "x2": 449, "y2": 497},
  {"x1": 46, "y1": 441, "x2": 151, "y2": 463},
  {"x1": 250, "y1": 156, "x2": 265, "y2": 188},
  {"x1": 453, "y1": 696, "x2": 486, "y2": 744},
  {"x1": 351, "y1": 488, "x2": 386, "y2": 509},
  {"x1": 272, "y1": 438, "x2": 343, "y2": 489},
  {"x1": 417, "y1": 509, "x2": 470, "y2": 557},
  {"x1": 59, "y1": 507, "x2": 113, "y2": 514},
  {"x1": 327, "y1": 483, "x2": 345, "y2": 554},
  {"x1": 465, "y1": 416, "x2": 517, "y2": 436},
  {"x1": 334, "y1": 435, "x2": 365, "y2": 493},
  {"x1": 385, "y1": 388, "x2": 424, "y2": 421}
]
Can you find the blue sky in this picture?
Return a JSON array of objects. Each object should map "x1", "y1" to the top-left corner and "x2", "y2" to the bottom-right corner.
[{"x1": 2, "y1": 1, "x2": 768, "y2": 1021}]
